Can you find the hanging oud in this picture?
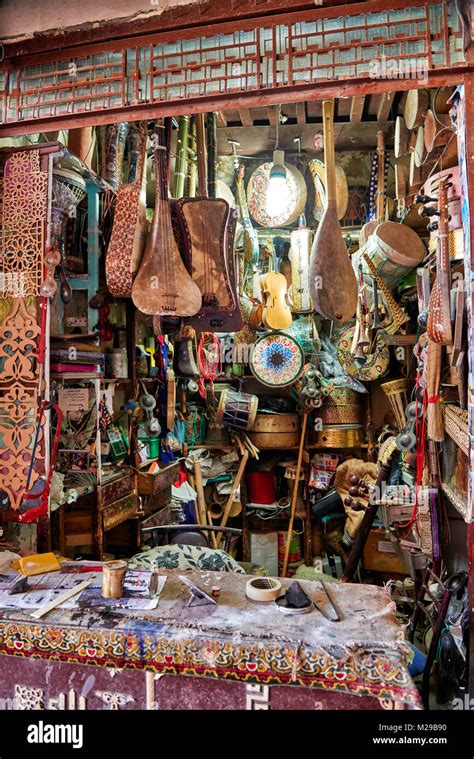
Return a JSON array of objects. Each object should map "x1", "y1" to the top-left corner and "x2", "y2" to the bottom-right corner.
[
  {"x1": 174, "y1": 112, "x2": 242, "y2": 332},
  {"x1": 106, "y1": 123, "x2": 148, "y2": 298},
  {"x1": 427, "y1": 178, "x2": 453, "y2": 345},
  {"x1": 132, "y1": 120, "x2": 202, "y2": 317},
  {"x1": 309, "y1": 100, "x2": 357, "y2": 323}
]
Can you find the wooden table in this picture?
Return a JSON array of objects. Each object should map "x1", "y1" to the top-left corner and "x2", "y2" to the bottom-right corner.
[{"x1": 0, "y1": 570, "x2": 421, "y2": 710}]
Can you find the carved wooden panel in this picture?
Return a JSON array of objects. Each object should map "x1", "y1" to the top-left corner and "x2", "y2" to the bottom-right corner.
[
  {"x1": 0, "y1": 149, "x2": 47, "y2": 299},
  {"x1": 0, "y1": 298, "x2": 43, "y2": 510}
]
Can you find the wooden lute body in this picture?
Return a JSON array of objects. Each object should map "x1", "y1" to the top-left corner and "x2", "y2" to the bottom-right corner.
[
  {"x1": 427, "y1": 178, "x2": 452, "y2": 345},
  {"x1": 309, "y1": 100, "x2": 357, "y2": 323},
  {"x1": 132, "y1": 120, "x2": 202, "y2": 317},
  {"x1": 174, "y1": 112, "x2": 242, "y2": 332}
]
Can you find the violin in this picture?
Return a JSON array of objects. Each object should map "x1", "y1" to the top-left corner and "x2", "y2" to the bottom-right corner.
[{"x1": 261, "y1": 271, "x2": 292, "y2": 331}]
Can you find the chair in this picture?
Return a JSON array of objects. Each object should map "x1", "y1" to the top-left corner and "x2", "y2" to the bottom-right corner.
[{"x1": 141, "y1": 523, "x2": 242, "y2": 555}]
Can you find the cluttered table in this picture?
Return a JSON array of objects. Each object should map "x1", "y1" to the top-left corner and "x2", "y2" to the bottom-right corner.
[{"x1": 0, "y1": 564, "x2": 420, "y2": 710}]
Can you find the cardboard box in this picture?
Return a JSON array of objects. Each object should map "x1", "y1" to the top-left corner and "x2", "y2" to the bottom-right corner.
[{"x1": 362, "y1": 528, "x2": 405, "y2": 574}]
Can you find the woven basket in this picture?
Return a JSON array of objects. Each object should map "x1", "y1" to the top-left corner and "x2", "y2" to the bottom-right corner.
[
  {"x1": 311, "y1": 425, "x2": 364, "y2": 448},
  {"x1": 443, "y1": 405, "x2": 468, "y2": 456},
  {"x1": 381, "y1": 378, "x2": 409, "y2": 430}
]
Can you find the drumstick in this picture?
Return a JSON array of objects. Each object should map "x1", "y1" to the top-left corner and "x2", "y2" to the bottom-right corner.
[
  {"x1": 282, "y1": 412, "x2": 309, "y2": 578},
  {"x1": 216, "y1": 449, "x2": 249, "y2": 548}
]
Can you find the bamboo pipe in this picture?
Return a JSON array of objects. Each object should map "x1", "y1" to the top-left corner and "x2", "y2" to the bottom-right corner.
[
  {"x1": 216, "y1": 450, "x2": 249, "y2": 548},
  {"x1": 195, "y1": 113, "x2": 207, "y2": 196},
  {"x1": 282, "y1": 412, "x2": 309, "y2": 578},
  {"x1": 376, "y1": 130, "x2": 385, "y2": 223},
  {"x1": 171, "y1": 115, "x2": 189, "y2": 199}
]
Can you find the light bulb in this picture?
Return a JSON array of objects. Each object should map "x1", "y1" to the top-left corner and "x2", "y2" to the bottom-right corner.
[{"x1": 265, "y1": 174, "x2": 289, "y2": 217}]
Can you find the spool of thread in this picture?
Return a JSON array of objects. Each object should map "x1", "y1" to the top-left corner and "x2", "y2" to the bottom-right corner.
[
  {"x1": 278, "y1": 532, "x2": 301, "y2": 564},
  {"x1": 102, "y1": 560, "x2": 127, "y2": 599},
  {"x1": 246, "y1": 471, "x2": 277, "y2": 505}
]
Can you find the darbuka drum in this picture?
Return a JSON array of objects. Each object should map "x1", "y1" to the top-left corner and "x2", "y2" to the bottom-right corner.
[
  {"x1": 359, "y1": 221, "x2": 426, "y2": 290},
  {"x1": 246, "y1": 162, "x2": 307, "y2": 228},
  {"x1": 216, "y1": 389, "x2": 259, "y2": 431},
  {"x1": 306, "y1": 158, "x2": 348, "y2": 222},
  {"x1": 250, "y1": 332, "x2": 304, "y2": 387}
]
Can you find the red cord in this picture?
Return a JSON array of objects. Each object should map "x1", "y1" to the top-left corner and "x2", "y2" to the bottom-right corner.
[{"x1": 197, "y1": 333, "x2": 222, "y2": 399}]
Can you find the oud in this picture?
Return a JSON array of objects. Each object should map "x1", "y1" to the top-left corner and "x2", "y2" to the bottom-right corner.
[{"x1": 132, "y1": 120, "x2": 202, "y2": 317}]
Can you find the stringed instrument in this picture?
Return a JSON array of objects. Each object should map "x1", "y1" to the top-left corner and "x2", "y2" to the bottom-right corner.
[
  {"x1": 427, "y1": 178, "x2": 453, "y2": 345},
  {"x1": 132, "y1": 120, "x2": 202, "y2": 317},
  {"x1": 106, "y1": 122, "x2": 148, "y2": 298},
  {"x1": 309, "y1": 100, "x2": 357, "y2": 323},
  {"x1": 173, "y1": 112, "x2": 242, "y2": 332},
  {"x1": 261, "y1": 270, "x2": 292, "y2": 330}
]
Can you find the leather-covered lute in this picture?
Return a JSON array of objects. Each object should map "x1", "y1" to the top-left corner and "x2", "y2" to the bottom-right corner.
[
  {"x1": 106, "y1": 122, "x2": 148, "y2": 298},
  {"x1": 309, "y1": 100, "x2": 357, "y2": 323},
  {"x1": 174, "y1": 112, "x2": 242, "y2": 332},
  {"x1": 427, "y1": 178, "x2": 452, "y2": 345},
  {"x1": 132, "y1": 120, "x2": 202, "y2": 317}
]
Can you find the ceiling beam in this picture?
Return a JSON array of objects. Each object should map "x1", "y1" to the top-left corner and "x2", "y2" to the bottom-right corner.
[
  {"x1": 350, "y1": 95, "x2": 365, "y2": 123},
  {"x1": 376, "y1": 91, "x2": 395, "y2": 122},
  {"x1": 216, "y1": 111, "x2": 228, "y2": 127},
  {"x1": 238, "y1": 108, "x2": 254, "y2": 127},
  {"x1": 267, "y1": 106, "x2": 279, "y2": 125},
  {"x1": 296, "y1": 102, "x2": 306, "y2": 125}
]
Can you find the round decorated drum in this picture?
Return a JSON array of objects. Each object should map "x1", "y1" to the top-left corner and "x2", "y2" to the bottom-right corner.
[
  {"x1": 337, "y1": 326, "x2": 390, "y2": 382},
  {"x1": 306, "y1": 159, "x2": 348, "y2": 222},
  {"x1": 246, "y1": 162, "x2": 307, "y2": 228},
  {"x1": 250, "y1": 332, "x2": 305, "y2": 387}
]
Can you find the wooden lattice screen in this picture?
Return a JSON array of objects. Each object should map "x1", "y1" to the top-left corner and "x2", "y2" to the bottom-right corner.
[{"x1": 0, "y1": 0, "x2": 466, "y2": 134}]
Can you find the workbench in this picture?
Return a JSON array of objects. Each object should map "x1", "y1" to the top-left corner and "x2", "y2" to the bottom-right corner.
[{"x1": 0, "y1": 570, "x2": 421, "y2": 710}]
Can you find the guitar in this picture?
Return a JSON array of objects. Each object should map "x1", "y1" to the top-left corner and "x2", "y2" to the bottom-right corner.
[
  {"x1": 132, "y1": 120, "x2": 202, "y2": 317},
  {"x1": 173, "y1": 112, "x2": 242, "y2": 332},
  {"x1": 427, "y1": 178, "x2": 453, "y2": 345},
  {"x1": 106, "y1": 122, "x2": 148, "y2": 298}
]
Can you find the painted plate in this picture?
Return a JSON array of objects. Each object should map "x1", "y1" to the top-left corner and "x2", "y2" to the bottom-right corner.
[
  {"x1": 337, "y1": 326, "x2": 390, "y2": 382},
  {"x1": 246, "y1": 162, "x2": 307, "y2": 228},
  {"x1": 250, "y1": 332, "x2": 305, "y2": 387}
]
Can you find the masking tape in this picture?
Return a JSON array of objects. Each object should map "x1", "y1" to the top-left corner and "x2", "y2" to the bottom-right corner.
[{"x1": 246, "y1": 577, "x2": 282, "y2": 602}]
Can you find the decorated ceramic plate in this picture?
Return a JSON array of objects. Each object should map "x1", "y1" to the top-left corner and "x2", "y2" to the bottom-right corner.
[
  {"x1": 337, "y1": 326, "x2": 390, "y2": 382},
  {"x1": 250, "y1": 332, "x2": 305, "y2": 387}
]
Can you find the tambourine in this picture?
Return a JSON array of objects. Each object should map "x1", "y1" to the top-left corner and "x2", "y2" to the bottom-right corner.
[
  {"x1": 306, "y1": 158, "x2": 348, "y2": 223},
  {"x1": 246, "y1": 162, "x2": 307, "y2": 228},
  {"x1": 337, "y1": 326, "x2": 390, "y2": 382},
  {"x1": 250, "y1": 332, "x2": 304, "y2": 387}
]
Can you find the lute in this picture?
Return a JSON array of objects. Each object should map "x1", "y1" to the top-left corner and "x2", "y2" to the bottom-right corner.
[
  {"x1": 427, "y1": 178, "x2": 453, "y2": 345},
  {"x1": 132, "y1": 120, "x2": 202, "y2": 317},
  {"x1": 174, "y1": 112, "x2": 242, "y2": 332},
  {"x1": 235, "y1": 162, "x2": 261, "y2": 301}
]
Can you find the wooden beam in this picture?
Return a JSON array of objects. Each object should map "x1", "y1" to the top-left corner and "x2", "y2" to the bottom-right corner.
[
  {"x1": 376, "y1": 91, "x2": 395, "y2": 122},
  {"x1": 296, "y1": 102, "x2": 306, "y2": 125},
  {"x1": 216, "y1": 112, "x2": 227, "y2": 128},
  {"x1": 238, "y1": 108, "x2": 254, "y2": 127},
  {"x1": 350, "y1": 95, "x2": 365, "y2": 123},
  {"x1": 267, "y1": 106, "x2": 279, "y2": 125}
]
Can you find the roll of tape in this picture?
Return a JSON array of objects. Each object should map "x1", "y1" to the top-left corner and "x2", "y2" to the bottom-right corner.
[{"x1": 246, "y1": 577, "x2": 282, "y2": 602}]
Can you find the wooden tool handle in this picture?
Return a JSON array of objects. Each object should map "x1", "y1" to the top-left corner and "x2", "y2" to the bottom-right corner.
[
  {"x1": 376, "y1": 130, "x2": 385, "y2": 223},
  {"x1": 193, "y1": 460, "x2": 208, "y2": 526},
  {"x1": 216, "y1": 450, "x2": 249, "y2": 548},
  {"x1": 282, "y1": 412, "x2": 308, "y2": 578},
  {"x1": 322, "y1": 100, "x2": 336, "y2": 203}
]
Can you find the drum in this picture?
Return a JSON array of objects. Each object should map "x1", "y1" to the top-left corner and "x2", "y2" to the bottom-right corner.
[
  {"x1": 216, "y1": 388, "x2": 259, "y2": 432},
  {"x1": 250, "y1": 332, "x2": 305, "y2": 387},
  {"x1": 249, "y1": 412, "x2": 300, "y2": 448},
  {"x1": 246, "y1": 162, "x2": 307, "y2": 228},
  {"x1": 318, "y1": 388, "x2": 363, "y2": 425},
  {"x1": 306, "y1": 159, "x2": 348, "y2": 222},
  {"x1": 359, "y1": 221, "x2": 426, "y2": 290}
]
